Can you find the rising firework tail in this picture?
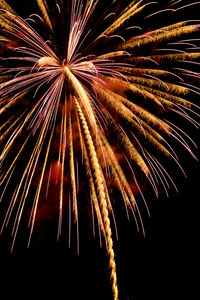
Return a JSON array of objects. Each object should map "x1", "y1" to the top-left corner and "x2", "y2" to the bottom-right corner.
[{"x1": 0, "y1": 1, "x2": 200, "y2": 299}]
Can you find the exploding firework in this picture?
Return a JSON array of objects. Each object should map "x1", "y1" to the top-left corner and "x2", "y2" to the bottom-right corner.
[{"x1": 1, "y1": 0, "x2": 200, "y2": 299}]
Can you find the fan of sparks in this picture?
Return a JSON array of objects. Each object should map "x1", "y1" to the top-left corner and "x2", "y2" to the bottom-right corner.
[{"x1": 1, "y1": 0, "x2": 200, "y2": 299}]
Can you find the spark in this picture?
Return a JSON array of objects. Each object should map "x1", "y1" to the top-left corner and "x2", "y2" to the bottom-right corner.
[{"x1": 1, "y1": 1, "x2": 200, "y2": 300}]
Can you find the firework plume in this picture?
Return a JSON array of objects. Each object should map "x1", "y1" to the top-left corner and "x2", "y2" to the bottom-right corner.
[{"x1": 1, "y1": 1, "x2": 200, "y2": 299}]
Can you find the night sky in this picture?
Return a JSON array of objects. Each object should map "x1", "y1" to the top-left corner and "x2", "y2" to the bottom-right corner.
[
  {"x1": 0, "y1": 159, "x2": 199, "y2": 299},
  {"x1": 0, "y1": 1, "x2": 199, "y2": 299}
]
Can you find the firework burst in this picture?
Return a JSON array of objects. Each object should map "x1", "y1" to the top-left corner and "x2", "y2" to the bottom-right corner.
[{"x1": 1, "y1": 1, "x2": 200, "y2": 299}]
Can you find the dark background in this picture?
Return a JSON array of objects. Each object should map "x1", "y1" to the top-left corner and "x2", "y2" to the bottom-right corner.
[
  {"x1": 0, "y1": 161, "x2": 199, "y2": 300},
  {"x1": 0, "y1": 1, "x2": 200, "y2": 299}
]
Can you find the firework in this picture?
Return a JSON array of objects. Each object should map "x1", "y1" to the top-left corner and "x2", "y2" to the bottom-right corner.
[{"x1": 1, "y1": 1, "x2": 200, "y2": 299}]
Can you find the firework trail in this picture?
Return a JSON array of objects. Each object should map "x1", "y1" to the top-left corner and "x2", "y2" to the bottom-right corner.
[{"x1": 1, "y1": 0, "x2": 200, "y2": 299}]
